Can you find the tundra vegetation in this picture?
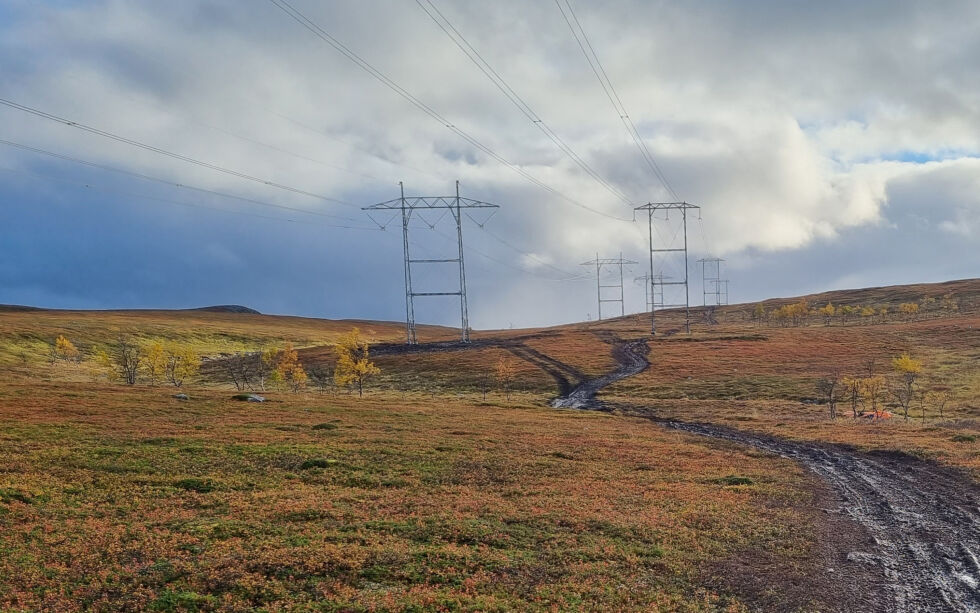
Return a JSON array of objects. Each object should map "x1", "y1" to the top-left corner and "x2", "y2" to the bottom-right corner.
[{"x1": 0, "y1": 281, "x2": 977, "y2": 610}]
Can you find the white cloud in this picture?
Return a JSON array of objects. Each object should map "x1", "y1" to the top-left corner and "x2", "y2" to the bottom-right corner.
[{"x1": 2, "y1": 0, "x2": 979, "y2": 325}]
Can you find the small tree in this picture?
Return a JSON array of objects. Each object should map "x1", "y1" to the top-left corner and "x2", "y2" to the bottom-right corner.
[
  {"x1": 53, "y1": 335, "x2": 81, "y2": 364},
  {"x1": 333, "y1": 328, "x2": 380, "y2": 397},
  {"x1": 222, "y1": 352, "x2": 253, "y2": 391},
  {"x1": 816, "y1": 369, "x2": 842, "y2": 420},
  {"x1": 480, "y1": 370, "x2": 491, "y2": 401},
  {"x1": 877, "y1": 307, "x2": 889, "y2": 324},
  {"x1": 101, "y1": 337, "x2": 143, "y2": 385},
  {"x1": 860, "y1": 375, "x2": 887, "y2": 419},
  {"x1": 165, "y1": 345, "x2": 200, "y2": 388},
  {"x1": 842, "y1": 376, "x2": 861, "y2": 418},
  {"x1": 818, "y1": 303, "x2": 836, "y2": 326},
  {"x1": 899, "y1": 302, "x2": 919, "y2": 321},
  {"x1": 838, "y1": 305, "x2": 857, "y2": 325},
  {"x1": 494, "y1": 357, "x2": 518, "y2": 400},
  {"x1": 925, "y1": 389, "x2": 950, "y2": 421},
  {"x1": 859, "y1": 306, "x2": 876, "y2": 321},
  {"x1": 256, "y1": 347, "x2": 280, "y2": 391},
  {"x1": 307, "y1": 364, "x2": 333, "y2": 394},
  {"x1": 272, "y1": 343, "x2": 308, "y2": 392},
  {"x1": 891, "y1": 353, "x2": 922, "y2": 422},
  {"x1": 752, "y1": 303, "x2": 767, "y2": 326},
  {"x1": 144, "y1": 342, "x2": 167, "y2": 386}
]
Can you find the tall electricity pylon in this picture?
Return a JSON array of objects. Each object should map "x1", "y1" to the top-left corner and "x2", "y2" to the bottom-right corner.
[
  {"x1": 634, "y1": 202, "x2": 700, "y2": 336},
  {"x1": 363, "y1": 182, "x2": 498, "y2": 344},
  {"x1": 581, "y1": 253, "x2": 637, "y2": 320}
]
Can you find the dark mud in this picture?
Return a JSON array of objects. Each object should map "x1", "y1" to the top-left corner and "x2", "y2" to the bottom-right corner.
[
  {"x1": 549, "y1": 339, "x2": 648, "y2": 409},
  {"x1": 551, "y1": 339, "x2": 980, "y2": 613}
]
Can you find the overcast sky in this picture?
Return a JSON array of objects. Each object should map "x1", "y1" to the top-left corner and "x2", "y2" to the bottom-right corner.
[{"x1": 1, "y1": 1, "x2": 978, "y2": 329}]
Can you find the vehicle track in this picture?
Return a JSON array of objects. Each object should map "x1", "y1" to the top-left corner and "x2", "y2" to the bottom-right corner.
[
  {"x1": 551, "y1": 339, "x2": 980, "y2": 612},
  {"x1": 549, "y1": 339, "x2": 648, "y2": 409}
]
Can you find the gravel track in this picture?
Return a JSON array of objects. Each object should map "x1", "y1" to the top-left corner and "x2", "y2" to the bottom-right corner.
[{"x1": 551, "y1": 338, "x2": 980, "y2": 612}]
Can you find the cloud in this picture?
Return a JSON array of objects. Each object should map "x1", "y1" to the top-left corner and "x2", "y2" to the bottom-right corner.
[{"x1": 0, "y1": 0, "x2": 978, "y2": 327}]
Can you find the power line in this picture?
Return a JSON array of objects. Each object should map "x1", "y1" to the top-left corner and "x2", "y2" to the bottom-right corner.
[
  {"x1": 0, "y1": 97, "x2": 358, "y2": 208},
  {"x1": 57, "y1": 71, "x2": 387, "y2": 185},
  {"x1": 265, "y1": 0, "x2": 632, "y2": 222},
  {"x1": 428, "y1": 225, "x2": 586, "y2": 283},
  {"x1": 556, "y1": 0, "x2": 679, "y2": 201},
  {"x1": 0, "y1": 165, "x2": 378, "y2": 230},
  {"x1": 0, "y1": 139, "x2": 362, "y2": 223},
  {"x1": 474, "y1": 225, "x2": 584, "y2": 279},
  {"x1": 415, "y1": 0, "x2": 634, "y2": 206},
  {"x1": 267, "y1": 109, "x2": 446, "y2": 183}
]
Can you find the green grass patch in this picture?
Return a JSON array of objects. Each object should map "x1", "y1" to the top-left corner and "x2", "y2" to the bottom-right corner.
[
  {"x1": 713, "y1": 475, "x2": 755, "y2": 486},
  {"x1": 173, "y1": 478, "x2": 216, "y2": 493}
]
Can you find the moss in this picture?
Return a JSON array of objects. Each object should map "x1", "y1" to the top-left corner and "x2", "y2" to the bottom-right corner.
[
  {"x1": 174, "y1": 478, "x2": 215, "y2": 493},
  {"x1": 713, "y1": 475, "x2": 755, "y2": 486}
]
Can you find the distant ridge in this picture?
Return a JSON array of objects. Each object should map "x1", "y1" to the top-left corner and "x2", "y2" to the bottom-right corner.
[
  {"x1": 0, "y1": 304, "x2": 261, "y2": 314},
  {"x1": 191, "y1": 305, "x2": 261, "y2": 314}
]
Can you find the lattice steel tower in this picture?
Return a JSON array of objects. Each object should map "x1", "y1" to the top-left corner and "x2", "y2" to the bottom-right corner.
[
  {"x1": 634, "y1": 202, "x2": 701, "y2": 335},
  {"x1": 698, "y1": 257, "x2": 729, "y2": 306},
  {"x1": 581, "y1": 253, "x2": 637, "y2": 320},
  {"x1": 363, "y1": 182, "x2": 498, "y2": 344}
]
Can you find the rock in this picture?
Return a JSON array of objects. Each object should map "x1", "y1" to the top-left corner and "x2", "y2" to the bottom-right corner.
[
  {"x1": 847, "y1": 551, "x2": 880, "y2": 565},
  {"x1": 172, "y1": 393, "x2": 189, "y2": 401},
  {"x1": 231, "y1": 393, "x2": 265, "y2": 402}
]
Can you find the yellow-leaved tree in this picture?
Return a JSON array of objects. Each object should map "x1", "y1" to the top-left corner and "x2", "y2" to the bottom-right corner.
[
  {"x1": 891, "y1": 353, "x2": 922, "y2": 422},
  {"x1": 817, "y1": 303, "x2": 836, "y2": 326},
  {"x1": 270, "y1": 342, "x2": 308, "y2": 392},
  {"x1": 165, "y1": 345, "x2": 200, "y2": 388},
  {"x1": 144, "y1": 342, "x2": 167, "y2": 386},
  {"x1": 53, "y1": 335, "x2": 80, "y2": 364},
  {"x1": 494, "y1": 357, "x2": 519, "y2": 400},
  {"x1": 333, "y1": 328, "x2": 380, "y2": 397},
  {"x1": 859, "y1": 375, "x2": 887, "y2": 419}
]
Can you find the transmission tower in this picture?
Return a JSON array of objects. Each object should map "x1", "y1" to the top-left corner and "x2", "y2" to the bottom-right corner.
[
  {"x1": 634, "y1": 202, "x2": 700, "y2": 336},
  {"x1": 581, "y1": 252, "x2": 637, "y2": 320},
  {"x1": 698, "y1": 257, "x2": 729, "y2": 306},
  {"x1": 363, "y1": 182, "x2": 498, "y2": 344},
  {"x1": 635, "y1": 274, "x2": 653, "y2": 312}
]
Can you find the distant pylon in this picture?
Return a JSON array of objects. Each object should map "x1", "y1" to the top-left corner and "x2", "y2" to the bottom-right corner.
[
  {"x1": 581, "y1": 252, "x2": 637, "y2": 320},
  {"x1": 698, "y1": 257, "x2": 729, "y2": 306},
  {"x1": 634, "y1": 202, "x2": 700, "y2": 335}
]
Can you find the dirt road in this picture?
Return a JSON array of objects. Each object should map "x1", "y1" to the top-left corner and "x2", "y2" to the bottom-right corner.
[
  {"x1": 551, "y1": 339, "x2": 980, "y2": 613},
  {"x1": 549, "y1": 339, "x2": 649, "y2": 409}
]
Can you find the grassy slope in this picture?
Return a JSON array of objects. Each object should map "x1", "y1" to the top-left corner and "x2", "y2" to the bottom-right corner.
[
  {"x1": 0, "y1": 384, "x2": 818, "y2": 611},
  {"x1": 0, "y1": 308, "x2": 455, "y2": 379},
  {"x1": 1, "y1": 279, "x2": 978, "y2": 610}
]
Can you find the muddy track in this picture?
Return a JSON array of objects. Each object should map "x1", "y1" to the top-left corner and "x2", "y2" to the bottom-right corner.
[
  {"x1": 549, "y1": 339, "x2": 649, "y2": 409},
  {"x1": 552, "y1": 340, "x2": 980, "y2": 612},
  {"x1": 650, "y1": 419, "x2": 980, "y2": 612}
]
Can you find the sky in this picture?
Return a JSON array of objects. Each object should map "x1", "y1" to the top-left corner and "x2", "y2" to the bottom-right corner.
[{"x1": 1, "y1": 0, "x2": 979, "y2": 329}]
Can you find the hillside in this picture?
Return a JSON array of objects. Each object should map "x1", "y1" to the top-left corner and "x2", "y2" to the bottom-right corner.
[{"x1": 1, "y1": 278, "x2": 978, "y2": 611}]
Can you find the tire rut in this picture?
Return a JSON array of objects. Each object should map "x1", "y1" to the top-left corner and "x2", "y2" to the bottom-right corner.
[
  {"x1": 549, "y1": 339, "x2": 649, "y2": 409},
  {"x1": 551, "y1": 338, "x2": 980, "y2": 612}
]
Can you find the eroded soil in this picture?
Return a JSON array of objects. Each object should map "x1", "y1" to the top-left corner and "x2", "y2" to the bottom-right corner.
[{"x1": 552, "y1": 339, "x2": 980, "y2": 613}]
